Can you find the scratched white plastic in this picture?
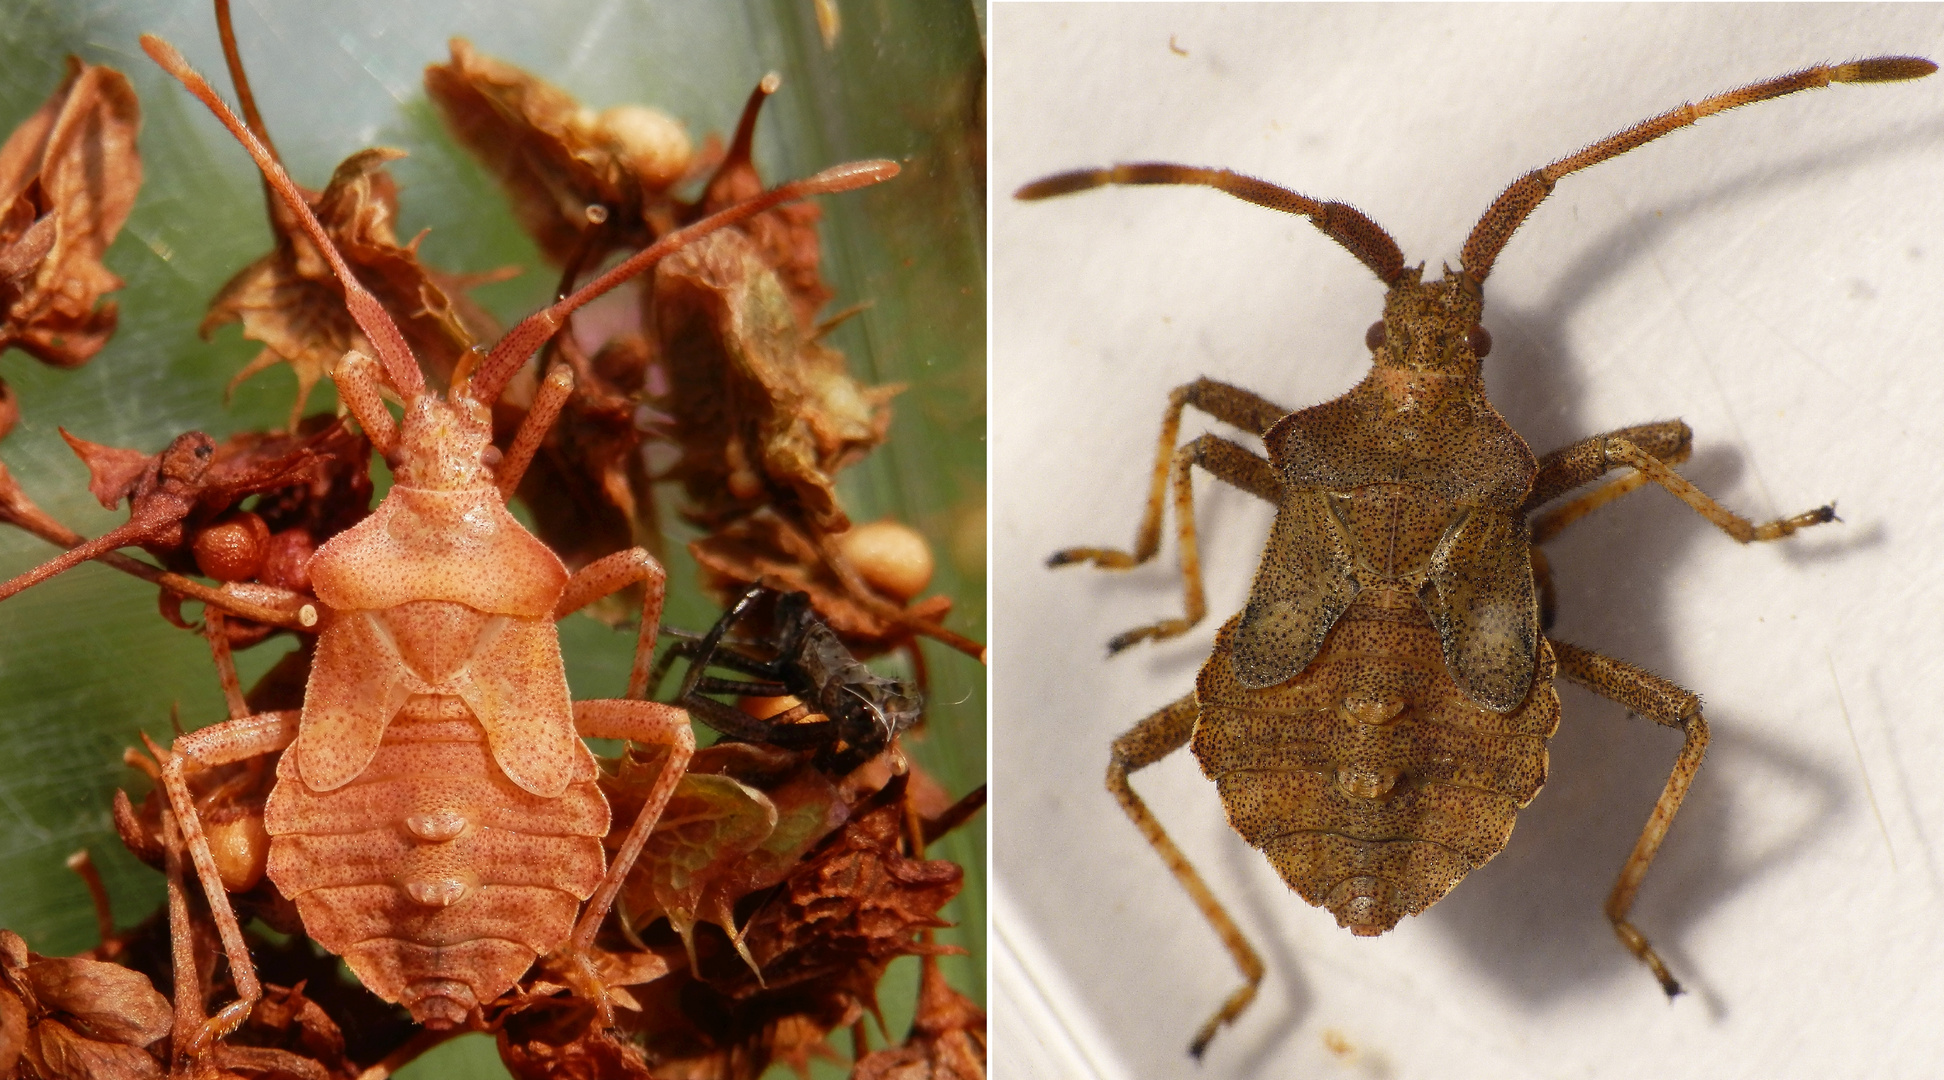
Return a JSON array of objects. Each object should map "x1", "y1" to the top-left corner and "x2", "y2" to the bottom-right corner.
[{"x1": 995, "y1": 6, "x2": 1944, "y2": 1078}]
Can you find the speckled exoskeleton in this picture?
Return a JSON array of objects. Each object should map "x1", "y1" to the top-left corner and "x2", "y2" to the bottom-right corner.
[{"x1": 1020, "y1": 57, "x2": 1933, "y2": 1057}]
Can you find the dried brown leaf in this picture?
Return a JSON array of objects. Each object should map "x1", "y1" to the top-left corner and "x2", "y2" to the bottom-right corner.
[
  {"x1": 210, "y1": 1043, "x2": 332, "y2": 1080},
  {"x1": 23, "y1": 956, "x2": 172, "y2": 1046},
  {"x1": 0, "y1": 984, "x2": 26, "y2": 1078},
  {"x1": 849, "y1": 958, "x2": 985, "y2": 1080},
  {"x1": 607, "y1": 747, "x2": 850, "y2": 977},
  {"x1": 205, "y1": 148, "x2": 480, "y2": 425},
  {"x1": 0, "y1": 215, "x2": 55, "y2": 288},
  {"x1": 0, "y1": 58, "x2": 142, "y2": 369},
  {"x1": 426, "y1": 38, "x2": 691, "y2": 264},
  {"x1": 656, "y1": 229, "x2": 893, "y2": 535},
  {"x1": 616, "y1": 772, "x2": 777, "y2": 970},
  {"x1": 498, "y1": 1023, "x2": 658, "y2": 1080},
  {"x1": 59, "y1": 428, "x2": 153, "y2": 509},
  {"x1": 716, "y1": 779, "x2": 961, "y2": 1001},
  {"x1": 228, "y1": 981, "x2": 349, "y2": 1078},
  {"x1": 0, "y1": 931, "x2": 27, "y2": 970},
  {"x1": 23, "y1": 1020, "x2": 160, "y2": 1080},
  {"x1": 695, "y1": 769, "x2": 849, "y2": 925},
  {"x1": 769, "y1": 1013, "x2": 845, "y2": 1080},
  {"x1": 691, "y1": 134, "x2": 830, "y2": 329}
]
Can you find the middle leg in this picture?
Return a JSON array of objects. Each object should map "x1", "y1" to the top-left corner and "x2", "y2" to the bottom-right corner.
[
  {"x1": 1524, "y1": 420, "x2": 1832, "y2": 544},
  {"x1": 550, "y1": 541, "x2": 697, "y2": 1017},
  {"x1": 554, "y1": 546, "x2": 668, "y2": 700}
]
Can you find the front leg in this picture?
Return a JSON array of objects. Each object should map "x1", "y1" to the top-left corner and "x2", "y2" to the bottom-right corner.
[
  {"x1": 1524, "y1": 420, "x2": 1693, "y2": 519},
  {"x1": 1054, "y1": 378, "x2": 1284, "y2": 563},
  {"x1": 1524, "y1": 421, "x2": 1832, "y2": 544},
  {"x1": 1059, "y1": 377, "x2": 1288, "y2": 571},
  {"x1": 553, "y1": 547, "x2": 667, "y2": 699},
  {"x1": 1055, "y1": 429, "x2": 1282, "y2": 653}
]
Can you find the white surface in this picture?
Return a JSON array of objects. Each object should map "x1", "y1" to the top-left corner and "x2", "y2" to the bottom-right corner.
[{"x1": 992, "y1": 6, "x2": 1944, "y2": 1078}]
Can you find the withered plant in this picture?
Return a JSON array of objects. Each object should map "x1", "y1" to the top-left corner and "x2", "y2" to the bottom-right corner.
[{"x1": 426, "y1": 42, "x2": 982, "y2": 666}]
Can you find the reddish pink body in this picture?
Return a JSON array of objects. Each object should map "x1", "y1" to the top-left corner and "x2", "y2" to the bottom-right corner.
[{"x1": 264, "y1": 461, "x2": 608, "y2": 1026}]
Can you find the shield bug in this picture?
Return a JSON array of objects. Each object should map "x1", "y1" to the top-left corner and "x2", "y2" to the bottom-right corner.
[{"x1": 996, "y1": 7, "x2": 1941, "y2": 1067}]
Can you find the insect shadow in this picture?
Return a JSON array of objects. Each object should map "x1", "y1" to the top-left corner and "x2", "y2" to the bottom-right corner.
[{"x1": 1416, "y1": 119, "x2": 1944, "y2": 1008}]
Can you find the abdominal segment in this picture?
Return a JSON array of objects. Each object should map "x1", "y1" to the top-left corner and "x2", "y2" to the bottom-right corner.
[
  {"x1": 264, "y1": 693, "x2": 607, "y2": 1027},
  {"x1": 1193, "y1": 589, "x2": 1559, "y2": 936}
]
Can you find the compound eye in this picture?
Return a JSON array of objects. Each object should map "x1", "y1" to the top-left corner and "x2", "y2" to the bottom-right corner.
[
  {"x1": 1466, "y1": 325, "x2": 1492, "y2": 358},
  {"x1": 1365, "y1": 321, "x2": 1386, "y2": 352}
]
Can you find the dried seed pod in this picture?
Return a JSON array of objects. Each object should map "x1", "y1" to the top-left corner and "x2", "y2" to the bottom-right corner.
[
  {"x1": 838, "y1": 518, "x2": 937, "y2": 602},
  {"x1": 191, "y1": 512, "x2": 269, "y2": 583}
]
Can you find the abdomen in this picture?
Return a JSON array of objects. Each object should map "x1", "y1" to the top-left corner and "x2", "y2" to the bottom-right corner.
[
  {"x1": 1192, "y1": 588, "x2": 1558, "y2": 935},
  {"x1": 264, "y1": 693, "x2": 607, "y2": 1027}
]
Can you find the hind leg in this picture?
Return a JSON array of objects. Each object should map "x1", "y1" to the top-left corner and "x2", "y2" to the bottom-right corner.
[{"x1": 1551, "y1": 638, "x2": 1708, "y2": 997}]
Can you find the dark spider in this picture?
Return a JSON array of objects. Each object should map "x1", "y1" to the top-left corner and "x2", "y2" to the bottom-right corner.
[{"x1": 654, "y1": 584, "x2": 923, "y2": 771}]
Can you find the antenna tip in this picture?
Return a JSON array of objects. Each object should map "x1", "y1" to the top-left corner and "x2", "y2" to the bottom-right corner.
[
  {"x1": 808, "y1": 159, "x2": 899, "y2": 193},
  {"x1": 1835, "y1": 56, "x2": 1936, "y2": 83},
  {"x1": 1014, "y1": 169, "x2": 1107, "y2": 201},
  {"x1": 139, "y1": 34, "x2": 182, "y2": 69}
]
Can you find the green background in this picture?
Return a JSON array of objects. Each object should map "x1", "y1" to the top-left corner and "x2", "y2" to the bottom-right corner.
[{"x1": 0, "y1": 2, "x2": 985, "y2": 1076}]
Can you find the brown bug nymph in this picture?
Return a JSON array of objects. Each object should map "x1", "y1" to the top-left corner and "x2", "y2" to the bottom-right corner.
[{"x1": 1023, "y1": 56, "x2": 1930, "y2": 1057}]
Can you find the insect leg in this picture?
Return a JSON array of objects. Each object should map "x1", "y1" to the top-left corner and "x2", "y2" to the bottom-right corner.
[
  {"x1": 552, "y1": 547, "x2": 669, "y2": 700},
  {"x1": 330, "y1": 351, "x2": 398, "y2": 456},
  {"x1": 689, "y1": 674, "x2": 796, "y2": 700},
  {"x1": 159, "y1": 711, "x2": 300, "y2": 1051},
  {"x1": 1107, "y1": 692, "x2": 1264, "y2": 1057},
  {"x1": 1052, "y1": 377, "x2": 1283, "y2": 571},
  {"x1": 562, "y1": 699, "x2": 696, "y2": 1020},
  {"x1": 1602, "y1": 436, "x2": 1834, "y2": 543},
  {"x1": 684, "y1": 692, "x2": 840, "y2": 748},
  {"x1": 1550, "y1": 638, "x2": 1706, "y2": 998},
  {"x1": 495, "y1": 364, "x2": 574, "y2": 499},
  {"x1": 1523, "y1": 420, "x2": 1693, "y2": 521},
  {"x1": 159, "y1": 810, "x2": 206, "y2": 1067},
  {"x1": 1063, "y1": 413, "x2": 1283, "y2": 653},
  {"x1": 204, "y1": 610, "x2": 251, "y2": 720},
  {"x1": 1526, "y1": 421, "x2": 1693, "y2": 629}
]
